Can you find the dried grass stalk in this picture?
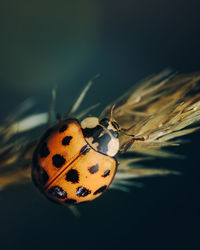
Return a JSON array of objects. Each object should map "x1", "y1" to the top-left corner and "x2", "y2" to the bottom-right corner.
[
  {"x1": 101, "y1": 70, "x2": 200, "y2": 155},
  {"x1": 0, "y1": 70, "x2": 200, "y2": 193}
]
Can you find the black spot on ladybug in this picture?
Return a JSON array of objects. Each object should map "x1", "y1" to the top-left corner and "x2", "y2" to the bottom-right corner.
[
  {"x1": 32, "y1": 164, "x2": 49, "y2": 186},
  {"x1": 38, "y1": 166, "x2": 49, "y2": 185},
  {"x1": 65, "y1": 199, "x2": 77, "y2": 205},
  {"x1": 100, "y1": 118, "x2": 109, "y2": 127},
  {"x1": 59, "y1": 124, "x2": 68, "y2": 132},
  {"x1": 48, "y1": 186, "x2": 67, "y2": 199},
  {"x1": 94, "y1": 185, "x2": 107, "y2": 195},
  {"x1": 66, "y1": 169, "x2": 79, "y2": 183},
  {"x1": 39, "y1": 142, "x2": 50, "y2": 158},
  {"x1": 88, "y1": 164, "x2": 99, "y2": 174},
  {"x1": 52, "y1": 154, "x2": 66, "y2": 168},
  {"x1": 102, "y1": 169, "x2": 110, "y2": 177},
  {"x1": 76, "y1": 186, "x2": 91, "y2": 197},
  {"x1": 62, "y1": 136, "x2": 72, "y2": 145},
  {"x1": 80, "y1": 144, "x2": 91, "y2": 155}
]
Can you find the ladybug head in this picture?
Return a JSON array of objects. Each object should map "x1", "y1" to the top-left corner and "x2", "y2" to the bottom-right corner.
[{"x1": 81, "y1": 117, "x2": 119, "y2": 157}]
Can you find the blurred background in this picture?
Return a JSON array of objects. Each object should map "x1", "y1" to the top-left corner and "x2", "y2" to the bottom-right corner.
[{"x1": 0, "y1": 0, "x2": 200, "y2": 250}]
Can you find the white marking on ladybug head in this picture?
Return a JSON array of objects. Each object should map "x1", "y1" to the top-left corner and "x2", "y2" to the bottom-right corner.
[
  {"x1": 86, "y1": 137, "x2": 99, "y2": 151},
  {"x1": 81, "y1": 117, "x2": 99, "y2": 129},
  {"x1": 107, "y1": 137, "x2": 120, "y2": 157}
]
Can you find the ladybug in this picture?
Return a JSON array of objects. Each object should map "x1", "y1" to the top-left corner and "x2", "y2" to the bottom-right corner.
[{"x1": 32, "y1": 116, "x2": 120, "y2": 205}]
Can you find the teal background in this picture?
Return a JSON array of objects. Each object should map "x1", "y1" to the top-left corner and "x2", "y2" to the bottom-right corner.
[{"x1": 0, "y1": 1, "x2": 200, "y2": 250}]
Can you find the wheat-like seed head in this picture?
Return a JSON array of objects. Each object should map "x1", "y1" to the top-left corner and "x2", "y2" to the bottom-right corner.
[{"x1": 0, "y1": 70, "x2": 199, "y2": 193}]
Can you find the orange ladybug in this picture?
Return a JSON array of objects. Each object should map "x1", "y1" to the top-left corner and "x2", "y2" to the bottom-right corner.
[{"x1": 32, "y1": 117, "x2": 119, "y2": 205}]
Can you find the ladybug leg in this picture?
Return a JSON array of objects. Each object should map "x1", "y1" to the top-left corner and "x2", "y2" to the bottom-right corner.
[
  {"x1": 118, "y1": 127, "x2": 146, "y2": 154},
  {"x1": 119, "y1": 136, "x2": 146, "y2": 154},
  {"x1": 46, "y1": 88, "x2": 56, "y2": 128}
]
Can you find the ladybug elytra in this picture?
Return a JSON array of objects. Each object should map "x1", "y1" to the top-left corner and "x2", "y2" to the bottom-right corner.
[{"x1": 32, "y1": 117, "x2": 119, "y2": 205}]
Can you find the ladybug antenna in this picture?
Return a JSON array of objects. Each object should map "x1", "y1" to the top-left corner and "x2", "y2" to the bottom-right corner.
[
  {"x1": 108, "y1": 104, "x2": 146, "y2": 148},
  {"x1": 109, "y1": 104, "x2": 121, "y2": 131},
  {"x1": 110, "y1": 104, "x2": 116, "y2": 122},
  {"x1": 109, "y1": 105, "x2": 133, "y2": 136}
]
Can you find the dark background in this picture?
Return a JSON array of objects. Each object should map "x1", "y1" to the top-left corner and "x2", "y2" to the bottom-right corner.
[{"x1": 0, "y1": 1, "x2": 200, "y2": 250}]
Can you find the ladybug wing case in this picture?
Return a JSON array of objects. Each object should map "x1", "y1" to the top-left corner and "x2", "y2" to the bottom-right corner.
[
  {"x1": 32, "y1": 119, "x2": 86, "y2": 189},
  {"x1": 45, "y1": 148, "x2": 117, "y2": 204},
  {"x1": 32, "y1": 118, "x2": 117, "y2": 205}
]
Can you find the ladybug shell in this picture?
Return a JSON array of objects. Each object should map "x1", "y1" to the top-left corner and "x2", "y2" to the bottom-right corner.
[{"x1": 32, "y1": 118, "x2": 117, "y2": 205}]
